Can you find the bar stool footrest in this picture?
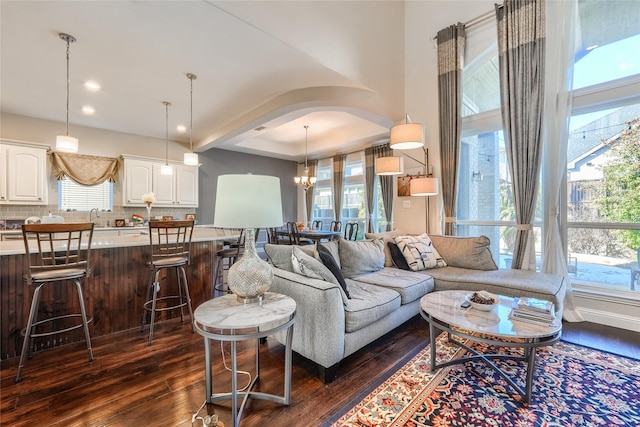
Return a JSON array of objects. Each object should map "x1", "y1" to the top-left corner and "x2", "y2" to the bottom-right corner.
[
  {"x1": 143, "y1": 296, "x2": 190, "y2": 312},
  {"x1": 22, "y1": 314, "x2": 93, "y2": 338}
]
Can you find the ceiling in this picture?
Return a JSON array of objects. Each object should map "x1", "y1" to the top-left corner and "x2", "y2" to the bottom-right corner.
[{"x1": 1, "y1": 1, "x2": 407, "y2": 162}]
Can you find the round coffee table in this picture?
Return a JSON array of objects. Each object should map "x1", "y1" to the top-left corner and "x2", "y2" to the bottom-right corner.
[{"x1": 420, "y1": 290, "x2": 562, "y2": 404}]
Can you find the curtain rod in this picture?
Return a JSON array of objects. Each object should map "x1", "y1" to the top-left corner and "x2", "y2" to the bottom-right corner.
[{"x1": 431, "y1": 8, "x2": 495, "y2": 40}]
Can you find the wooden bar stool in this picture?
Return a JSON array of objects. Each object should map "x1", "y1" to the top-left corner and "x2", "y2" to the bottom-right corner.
[
  {"x1": 17, "y1": 222, "x2": 95, "y2": 382},
  {"x1": 141, "y1": 220, "x2": 195, "y2": 345}
]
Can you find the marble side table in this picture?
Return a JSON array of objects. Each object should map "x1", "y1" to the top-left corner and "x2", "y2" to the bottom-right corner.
[{"x1": 193, "y1": 292, "x2": 296, "y2": 427}]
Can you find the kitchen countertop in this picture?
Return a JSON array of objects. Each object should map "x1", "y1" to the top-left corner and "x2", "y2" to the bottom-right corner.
[{"x1": 0, "y1": 226, "x2": 240, "y2": 256}]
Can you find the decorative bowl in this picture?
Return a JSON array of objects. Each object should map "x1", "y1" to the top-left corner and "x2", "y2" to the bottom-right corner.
[{"x1": 465, "y1": 291, "x2": 498, "y2": 311}]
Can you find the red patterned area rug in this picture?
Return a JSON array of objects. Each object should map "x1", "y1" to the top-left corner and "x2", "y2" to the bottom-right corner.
[{"x1": 327, "y1": 333, "x2": 640, "y2": 427}]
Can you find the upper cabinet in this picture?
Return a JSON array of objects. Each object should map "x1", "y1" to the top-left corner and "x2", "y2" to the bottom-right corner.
[
  {"x1": 0, "y1": 141, "x2": 48, "y2": 205},
  {"x1": 122, "y1": 157, "x2": 198, "y2": 207}
]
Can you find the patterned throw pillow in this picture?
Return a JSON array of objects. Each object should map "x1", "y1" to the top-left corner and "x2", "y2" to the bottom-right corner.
[{"x1": 393, "y1": 234, "x2": 447, "y2": 271}]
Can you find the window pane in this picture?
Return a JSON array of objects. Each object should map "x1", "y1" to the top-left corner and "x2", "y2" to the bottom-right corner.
[
  {"x1": 462, "y1": 53, "x2": 500, "y2": 116},
  {"x1": 458, "y1": 130, "x2": 513, "y2": 222},
  {"x1": 567, "y1": 103, "x2": 640, "y2": 290},
  {"x1": 59, "y1": 179, "x2": 113, "y2": 212}
]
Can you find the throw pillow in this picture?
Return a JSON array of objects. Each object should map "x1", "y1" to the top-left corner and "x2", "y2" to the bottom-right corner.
[
  {"x1": 291, "y1": 246, "x2": 339, "y2": 286},
  {"x1": 393, "y1": 234, "x2": 447, "y2": 271},
  {"x1": 388, "y1": 242, "x2": 411, "y2": 271},
  {"x1": 365, "y1": 229, "x2": 402, "y2": 267},
  {"x1": 338, "y1": 238, "x2": 385, "y2": 278},
  {"x1": 317, "y1": 244, "x2": 350, "y2": 298},
  {"x1": 319, "y1": 240, "x2": 340, "y2": 268},
  {"x1": 264, "y1": 244, "x2": 317, "y2": 272},
  {"x1": 427, "y1": 235, "x2": 498, "y2": 270}
]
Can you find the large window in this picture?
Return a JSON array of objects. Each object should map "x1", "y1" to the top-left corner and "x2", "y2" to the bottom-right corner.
[
  {"x1": 457, "y1": 1, "x2": 640, "y2": 294},
  {"x1": 310, "y1": 152, "x2": 385, "y2": 238},
  {"x1": 58, "y1": 178, "x2": 113, "y2": 212}
]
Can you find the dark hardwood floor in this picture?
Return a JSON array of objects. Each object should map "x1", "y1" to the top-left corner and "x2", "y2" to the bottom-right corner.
[{"x1": 1, "y1": 316, "x2": 638, "y2": 427}]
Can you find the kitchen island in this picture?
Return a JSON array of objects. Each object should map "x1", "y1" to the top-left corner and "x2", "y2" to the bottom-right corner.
[{"x1": 0, "y1": 226, "x2": 239, "y2": 360}]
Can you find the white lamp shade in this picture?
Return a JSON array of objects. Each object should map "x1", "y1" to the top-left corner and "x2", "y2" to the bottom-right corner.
[
  {"x1": 183, "y1": 152, "x2": 199, "y2": 166},
  {"x1": 214, "y1": 174, "x2": 284, "y2": 229},
  {"x1": 389, "y1": 123, "x2": 424, "y2": 150},
  {"x1": 56, "y1": 135, "x2": 79, "y2": 153},
  {"x1": 410, "y1": 177, "x2": 439, "y2": 196},
  {"x1": 160, "y1": 164, "x2": 173, "y2": 175},
  {"x1": 375, "y1": 156, "x2": 404, "y2": 175}
]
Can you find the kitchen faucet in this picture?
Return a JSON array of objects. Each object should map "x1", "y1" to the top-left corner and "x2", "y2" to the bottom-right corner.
[{"x1": 89, "y1": 208, "x2": 101, "y2": 224}]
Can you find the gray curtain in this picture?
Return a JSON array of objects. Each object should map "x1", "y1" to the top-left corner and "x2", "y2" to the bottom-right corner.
[
  {"x1": 332, "y1": 155, "x2": 345, "y2": 222},
  {"x1": 437, "y1": 23, "x2": 465, "y2": 236},
  {"x1": 305, "y1": 160, "x2": 317, "y2": 225},
  {"x1": 496, "y1": 0, "x2": 545, "y2": 270},
  {"x1": 364, "y1": 144, "x2": 395, "y2": 232}
]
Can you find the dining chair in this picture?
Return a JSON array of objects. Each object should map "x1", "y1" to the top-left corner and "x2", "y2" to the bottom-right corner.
[
  {"x1": 17, "y1": 222, "x2": 95, "y2": 382},
  {"x1": 344, "y1": 222, "x2": 359, "y2": 241},
  {"x1": 312, "y1": 220, "x2": 323, "y2": 230},
  {"x1": 141, "y1": 220, "x2": 195, "y2": 345},
  {"x1": 329, "y1": 220, "x2": 342, "y2": 241},
  {"x1": 287, "y1": 221, "x2": 313, "y2": 246}
]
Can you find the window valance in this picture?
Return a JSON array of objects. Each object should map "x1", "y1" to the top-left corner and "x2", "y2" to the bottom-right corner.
[{"x1": 51, "y1": 152, "x2": 119, "y2": 185}]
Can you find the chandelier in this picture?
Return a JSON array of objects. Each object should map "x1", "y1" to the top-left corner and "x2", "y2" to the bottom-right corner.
[{"x1": 294, "y1": 125, "x2": 317, "y2": 191}]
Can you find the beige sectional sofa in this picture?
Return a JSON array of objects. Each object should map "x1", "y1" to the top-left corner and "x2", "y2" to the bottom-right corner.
[{"x1": 265, "y1": 233, "x2": 566, "y2": 383}]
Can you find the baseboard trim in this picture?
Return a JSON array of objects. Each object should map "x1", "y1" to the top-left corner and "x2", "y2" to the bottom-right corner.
[{"x1": 577, "y1": 307, "x2": 640, "y2": 332}]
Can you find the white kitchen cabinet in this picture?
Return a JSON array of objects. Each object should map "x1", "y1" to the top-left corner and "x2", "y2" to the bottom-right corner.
[
  {"x1": 151, "y1": 163, "x2": 175, "y2": 205},
  {"x1": 0, "y1": 142, "x2": 48, "y2": 205},
  {"x1": 175, "y1": 165, "x2": 198, "y2": 206},
  {"x1": 122, "y1": 157, "x2": 198, "y2": 207},
  {"x1": 123, "y1": 159, "x2": 153, "y2": 206}
]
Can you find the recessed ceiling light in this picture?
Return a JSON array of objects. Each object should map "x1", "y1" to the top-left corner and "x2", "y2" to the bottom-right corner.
[
  {"x1": 82, "y1": 105, "x2": 95, "y2": 115},
  {"x1": 84, "y1": 81, "x2": 101, "y2": 91},
  {"x1": 176, "y1": 124, "x2": 187, "y2": 132}
]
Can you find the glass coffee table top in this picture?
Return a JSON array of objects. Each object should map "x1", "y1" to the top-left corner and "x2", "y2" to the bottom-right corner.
[{"x1": 420, "y1": 290, "x2": 562, "y2": 340}]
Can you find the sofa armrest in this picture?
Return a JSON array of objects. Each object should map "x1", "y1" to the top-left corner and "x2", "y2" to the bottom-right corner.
[{"x1": 270, "y1": 267, "x2": 347, "y2": 369}]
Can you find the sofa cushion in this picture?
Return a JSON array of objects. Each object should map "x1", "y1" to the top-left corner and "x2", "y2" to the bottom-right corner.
[
  {"x1": 428, "y1": 235, "x2": 498, "y2": 271},
  {"x1": 393, "y1": 234, "x2": 447, "y2": 271},
  {"x1": 339, "y1": 238, "x2": 385, "y2": 278},
  {"x1": 343, "y1": 280, "x2": 401, "y2": 333},
  {"x1": 264, "y1": 244, "x2": 317, "y2": 272},
  {"x1": 317, "y1": 244, "x2": 350, "y2": 299},
  {"x1": 364, "y1": 229, "x2": 402, "y2": 267},
  {"x1": 388, "y1": 242, "x2": 411, "y2": 271},
  {"x1": 352, "y1": 268, "x2": 434, "y2": 304},
  {"x1": 319, "y1": 240, "x2": 341, "y2": 269}
]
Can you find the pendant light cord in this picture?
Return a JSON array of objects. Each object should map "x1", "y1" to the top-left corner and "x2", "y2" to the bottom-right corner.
[
  {"x1": 163, "y1": 101, "x2": 171, "y2": 166},
  {"x1": 187, "y1": 73, "x2": 197, "y2": 154},
  {"x1": 65, "y1": 38, "x2": 70, "y2": 136},
  {"x1": 304, "y1": 125, "x2": 309, "y2": 169}
]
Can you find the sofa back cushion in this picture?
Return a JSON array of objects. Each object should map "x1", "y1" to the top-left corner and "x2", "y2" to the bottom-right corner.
[
  {"x1": 264, "y1": 244, "x2": 317, "y2": 272},
  {"x1": 338, "y1": 238, "x2": 385, "y2": 278},
  {"x1": 428, "y1": 235, "x2": 498, "y2": 271},
  {"x1": 393, "y1": 234, "x2": 447, "y2": 271},
  {"x1": 364, "y1": 229, "x2": 402, "y2": 267}
]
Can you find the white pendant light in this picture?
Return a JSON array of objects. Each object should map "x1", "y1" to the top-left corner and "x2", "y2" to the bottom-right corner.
[
  {"x1": 183, "y1": 73, "x2": 199, "y2": 166},
  {"x1": 389, "y1": 114, "x2": 424, "y2": 150},
  {"x1": 294, "y1": 125, "x2": 317, "y2": 191},
  {"x1": 161, "y1": 101, "x2": 173, "y2": 175},
  {"x1": 56, "y1": 33, "x2": 79, "y2": 153}
]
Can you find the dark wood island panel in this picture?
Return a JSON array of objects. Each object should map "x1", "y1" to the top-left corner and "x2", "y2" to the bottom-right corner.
[{"x1": 1, "y1": 240, "x2": 218, "y2": 360}]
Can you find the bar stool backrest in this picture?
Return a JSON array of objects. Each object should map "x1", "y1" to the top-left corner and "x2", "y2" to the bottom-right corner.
[
  {"x1": 148, "y1": 220, "x2": 194, "y2": 266},
  {"x1": 22, "y1": 222, "x2": 95, "y2": 283}
]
